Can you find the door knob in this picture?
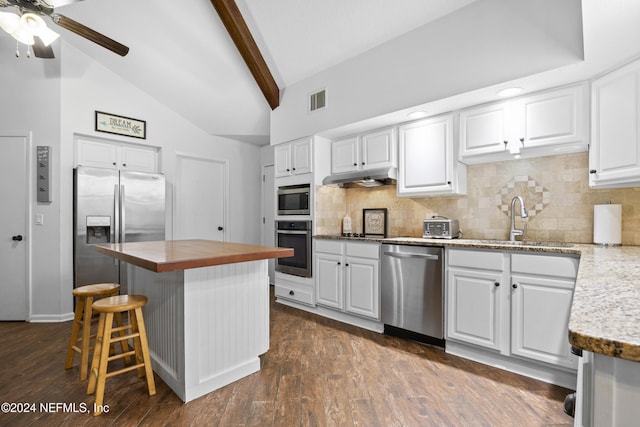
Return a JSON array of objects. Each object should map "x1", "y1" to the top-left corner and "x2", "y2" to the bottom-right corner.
[
  {"x1": 12, "y1": 235, "x2": 23, "y2": 241},
  {"x1": 217, "y1": 226, "x2": 224, "y2": 231}
]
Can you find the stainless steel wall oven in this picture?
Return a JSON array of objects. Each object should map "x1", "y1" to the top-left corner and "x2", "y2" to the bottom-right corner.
[{"x1": 275, "y1": 221, "x2": 312, "y2": 277}]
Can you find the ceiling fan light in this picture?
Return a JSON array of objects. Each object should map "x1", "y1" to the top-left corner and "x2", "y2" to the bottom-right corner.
[
  {"x1": 12, "y1": 26, "x2": 35, "y2": 46},
  {"x1": 20, "y1": 13, "x2": 46, "y2": 33},
  {"x1": 37, "y1": 25, "x2": 60, "y2": 46},
  {"x1": 0, "y1": 11, "x2": 20, "y2": 34}
]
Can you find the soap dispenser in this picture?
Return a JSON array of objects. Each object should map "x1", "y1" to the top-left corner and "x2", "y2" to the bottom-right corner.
[{"x1": 342, "y1": 213, "x2": 352, "y2": 236}]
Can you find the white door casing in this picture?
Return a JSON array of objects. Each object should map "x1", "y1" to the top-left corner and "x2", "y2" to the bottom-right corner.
[
  {"x1": 174, "y1": 154, "x2": 227, "y2": 241},
  {"x1": 262, "y1": 164, "x2": 275, "y2": 284},
  {"x1": 0, "y1": 134, "x2": 29, "y2": 320}
]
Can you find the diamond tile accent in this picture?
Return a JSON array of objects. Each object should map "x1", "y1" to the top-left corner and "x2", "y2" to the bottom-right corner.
[{"x1": 497, "y1": 175, "x2": 550, "y2": 218}]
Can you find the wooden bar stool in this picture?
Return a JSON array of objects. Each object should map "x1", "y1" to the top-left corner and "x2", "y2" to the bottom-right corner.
[
  {"x1": 87, "y1": 294, "x2": 156, "y2": 416},
  {"x1": 65, "y1": 283, "x2": 122, "y2": 381}
]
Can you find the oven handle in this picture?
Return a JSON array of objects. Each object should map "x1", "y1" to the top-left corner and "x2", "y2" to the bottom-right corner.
[
  {"x1": 383, "y1": 251, "x2": 439, "y2": 260},
  {"x1": 276, "y1": 230, "x2": 310, "y2": 235}
]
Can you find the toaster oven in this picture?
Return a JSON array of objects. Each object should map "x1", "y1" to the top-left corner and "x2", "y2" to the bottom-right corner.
[{"x1": 423, "y1": 218, "x2": 460, "y2": 239}]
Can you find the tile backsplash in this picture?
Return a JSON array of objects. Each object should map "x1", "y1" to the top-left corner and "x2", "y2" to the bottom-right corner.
[{"x1": 315, "y1": 152, "x2": 640, "y2": 245}]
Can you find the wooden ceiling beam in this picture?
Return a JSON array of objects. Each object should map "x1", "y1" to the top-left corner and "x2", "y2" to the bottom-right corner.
[{"x1": 210, "y1": 0, "x2": 280, "y2": 110}]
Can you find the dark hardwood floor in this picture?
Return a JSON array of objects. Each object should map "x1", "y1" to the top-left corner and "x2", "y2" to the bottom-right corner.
[{"x1": 0, "y1": 288, "x2": 574, "y2": 426}]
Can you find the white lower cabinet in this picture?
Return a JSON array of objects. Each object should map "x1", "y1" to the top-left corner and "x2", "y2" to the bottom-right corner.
[
  {"x1": 315, "y1": 239, "x2": 380, "y2": 320},
  {"x1": 446, "y1": 248, "x2": 579, "y2": 373},
  {"x1": 447, "y1": 268, "x2": 504, "y2": 352}
]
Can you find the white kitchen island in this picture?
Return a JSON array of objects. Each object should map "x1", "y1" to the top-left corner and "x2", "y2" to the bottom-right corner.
[{"x1": 94, "y1": 239, "x2": 293, "y2": 402}]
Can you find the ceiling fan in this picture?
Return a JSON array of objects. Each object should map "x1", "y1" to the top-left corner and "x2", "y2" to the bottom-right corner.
[{"x1": 0, "y1": 0, "x2": 128, "y2": 58}]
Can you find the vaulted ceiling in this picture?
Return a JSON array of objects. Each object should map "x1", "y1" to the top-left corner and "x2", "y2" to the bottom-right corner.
[{"x1": 1, "y1": 0, "x2": 639, "y2": 145}]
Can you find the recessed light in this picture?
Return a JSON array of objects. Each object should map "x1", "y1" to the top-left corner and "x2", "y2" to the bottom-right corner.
[
  {"x1": 497, "y1": 87, "x2": 523, "y2": 97},
  {"x1": 408, "y1": 111, "x2": 429, "y2": 119}
]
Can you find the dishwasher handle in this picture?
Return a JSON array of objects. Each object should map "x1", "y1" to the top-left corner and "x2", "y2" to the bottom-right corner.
[{"x1": 383, "y1": 251, "x2": 439, "y2": 261}]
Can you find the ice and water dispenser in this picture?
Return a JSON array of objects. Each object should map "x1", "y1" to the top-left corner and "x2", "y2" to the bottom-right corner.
[{"x1": 86, "y1": 216, "x2": 112, "y2": 244}]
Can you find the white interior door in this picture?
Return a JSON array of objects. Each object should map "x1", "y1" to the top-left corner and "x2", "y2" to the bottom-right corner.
[
  {"x1": 174, "y1": 155, "x2": 227, "y2": 241},
  {"x1": 0, "y1": 135, "x2": 29, "y2": 320},
  {"x1": 262, "y1": 165, "x2": 275, "y2": 284}
]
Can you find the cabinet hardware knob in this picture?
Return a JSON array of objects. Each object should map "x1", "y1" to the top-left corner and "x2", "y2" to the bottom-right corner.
[
  {"x1": 512, "y1": 283, "x2": 518, "y2": 289},
  {"x1": 289, "y1": 290, "x2": 294, "y2": 296},
  {"x1": 292, "y1": 167, "x2": 296, "y2": 171},
  {"x1": 503, "y1": 140, "x2": 508, "y2": 150},
  {"x1": 589, "y1": 169, "x2": 597, "y2": 174},
  {"x1": 12, "y1": 235, "x2": 23, "y2": 241},
  {"x1": 519, "y1": 137, "x2": 525, "y2": 145},
  {"x1": 447, "y1": 181, "x2": 452, "y2": 185},
  {"x1": 362, "y1": 162, "x2": 365, "y2": 165},
  {"x1": 122, "y1": 163, "x2": 127, "y2": 167},
  {"x1": 337, "y1": 261, "x2": 341, "y2": 265},
  {"x1": 217, "y1": 226, "x2": 224, "y2": 231},
  {"x1": 286, "y1": 168, "x2": 290, "y2": 172},
  {"x1": 345, "y1": 263, "x2": 349, "y2": 267},
  {"x1": 494, "y1": 282, "x2": 500, "y2": 287},
  {"x1": 353, "y1": 163, "x2": 357, "y2": 166}
]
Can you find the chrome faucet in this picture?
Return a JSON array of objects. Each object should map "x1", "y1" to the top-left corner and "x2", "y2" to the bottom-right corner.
[{"x1": 509, "y1": 196, "x2": 528, "y2": 241}]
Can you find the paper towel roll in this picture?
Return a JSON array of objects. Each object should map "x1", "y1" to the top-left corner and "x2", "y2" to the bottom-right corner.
[{"x1": 594, "y1": 204, "x2": 622, "y2": 245}]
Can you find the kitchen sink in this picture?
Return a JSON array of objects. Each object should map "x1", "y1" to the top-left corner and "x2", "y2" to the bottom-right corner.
[{"x1": 478, "y1": 240, "x2": 573, "y2": 248}]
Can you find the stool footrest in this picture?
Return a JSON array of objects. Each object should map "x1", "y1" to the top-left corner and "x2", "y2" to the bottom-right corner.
[
  {"x1": 108, "y1": 350, "x2": 136, "y2": 362},
  {"x1": 109, "y1": 332, "x2": 139, "y2": 343},
  {"x1": 105, "y1": 363, "x2": 145, "y2": 379}
]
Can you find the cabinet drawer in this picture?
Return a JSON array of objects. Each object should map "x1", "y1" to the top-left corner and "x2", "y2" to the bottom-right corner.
[
  {"x1": 275, "y1": 284, "x2": 314, "y2": 306},
  {"x1": 346, "y1": 242, "x2": 379, "y2": 259},
  {"x1": 448, "y1": 249, "x2": 504, "y2": 271},
  {"x1": 315, "y1": 239, "x2": 343, "y2": 255},
  {"x1": 511, "y1": 253, "x2": 578, "y2": 279}
]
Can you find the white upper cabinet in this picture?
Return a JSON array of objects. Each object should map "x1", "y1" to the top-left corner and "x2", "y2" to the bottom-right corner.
[
  {"x1": 398, "y1": 114, "x2": 467, "y2": 197},
  {"x1": 75, "y1": 137, "x2": 159, "y2": 173},
  {"x1": 459, "y1": 84, "x2": 587, "y2": 164},
  {"x1": 590, "y1": 59, "x2": 640, "y2": 188},
  {"x1": 330, "y1": 127, "x2": 396, "y2": 174},
  {"x1": 275, "y1": 137, "x2": 313, "y2": 178}
]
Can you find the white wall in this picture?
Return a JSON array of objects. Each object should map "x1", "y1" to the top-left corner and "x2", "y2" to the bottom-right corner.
[
  {"x1": 2, "y1": 39, "x2": 263, "y2": 320},
  {"x1": 0, "y1": 37, "x2": 63, "y2": 319},
  {"x1": 270, "y1": 0, "x2": 583, "y2": 144}
]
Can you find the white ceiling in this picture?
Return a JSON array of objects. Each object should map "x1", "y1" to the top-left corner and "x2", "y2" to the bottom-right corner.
[{"x1": 2, "y1": 0, "x2": 640, "y2": 145}]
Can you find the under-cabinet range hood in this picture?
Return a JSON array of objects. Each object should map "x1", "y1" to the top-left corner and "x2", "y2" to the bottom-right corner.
[{"x1": 322, "y1": 167, "x2": 397, "y2": 188}]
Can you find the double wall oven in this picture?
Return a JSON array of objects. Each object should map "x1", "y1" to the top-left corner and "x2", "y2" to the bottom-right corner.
[{"x1": 275, "y1": 183, "x2": 312, "y2": 278}]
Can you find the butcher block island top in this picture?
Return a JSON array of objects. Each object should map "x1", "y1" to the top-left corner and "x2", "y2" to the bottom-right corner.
[{"x1": 94, "y1": 239, "x2": 293, "y2": 272}]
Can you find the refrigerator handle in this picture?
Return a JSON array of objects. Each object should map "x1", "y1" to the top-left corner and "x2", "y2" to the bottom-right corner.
[
  {"x1": 114, "y1": 184, "x2": 120, "y2": 244},
  {"x1": 120, "y1": 184, "x2": 126, "y2": 243}
]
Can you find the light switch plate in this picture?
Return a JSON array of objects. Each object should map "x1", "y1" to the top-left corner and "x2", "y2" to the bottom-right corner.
[{"x1": 35, "y1": 214, "x2": 44, "y2": 225}]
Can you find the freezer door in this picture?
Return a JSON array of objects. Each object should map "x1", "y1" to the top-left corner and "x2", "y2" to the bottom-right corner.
[
  {"x1": 73, "y1": 167, "x2": 119, "y2": 287},
  {"x1": 119, "y1": 171, "x2": 166, "y2": 290}
]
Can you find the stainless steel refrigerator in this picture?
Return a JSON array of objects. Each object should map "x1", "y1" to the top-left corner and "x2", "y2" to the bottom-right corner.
[{"x1": 73, "y1": 166, "x2": 165, "y2": 293}]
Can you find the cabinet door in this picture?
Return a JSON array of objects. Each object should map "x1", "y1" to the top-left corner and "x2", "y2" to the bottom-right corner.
[
  {"x1": 315, "y1": 253, "x2": 343, "y2": 309},
  {"x1": 459, "y1": 103, "x2": 508, "y2": 158},
  {"x1": 274, "y1": 144, "x2": 292, "y2": 178},
  {"x1": 520, "y1": 85, "x2": 586, "y2": 149},
  {"x1": 361, "y1": 128, "x2": 395, "y2": 171},
  {"x1": 76, "y1": 138, "x2": 118, "y2": 169},
  {"x1": 590, "y1": 60, "x2": 640, "y2": 187},
  {"x1": 344, "y1": 257, "x2": 379, "y2": 319},
  {"x1": 331, "y1": 137, "x2": 359, "y2": 174},
  {"x1": 511, "y1": 274, "x2": 577, "y2": 369},
  {"x1": 446, "y1": 268, "x2": 503, "y2": 351},
  {"x1": 398, "y1": 115, "x2": 454, "y2": 195},
  {"x1": 120, "y1": 145, "x2": 157, "y2": 173},
  {"x1": 292, "y1": 138, "x2": 313, "y2": 175}
]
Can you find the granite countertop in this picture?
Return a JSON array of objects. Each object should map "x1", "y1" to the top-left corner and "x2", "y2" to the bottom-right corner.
[
  {"x1": 315, "y1": 235, "x2": 640, "y2": 362},
  {"x1": 94, "y1": 239, "x2": 294, "y2": 273}
]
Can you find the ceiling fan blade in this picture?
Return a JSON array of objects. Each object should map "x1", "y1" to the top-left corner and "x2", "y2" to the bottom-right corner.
[
  {"x1": 32, "y1": 36, "x2": 55, "y2": 58},
  {"x1": 50, "y1": 13, "x2": 129, "y2": 57}
]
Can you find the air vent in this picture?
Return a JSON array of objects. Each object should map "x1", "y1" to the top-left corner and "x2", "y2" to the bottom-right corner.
[{"x1": 309, "y1": 89, "x2": 327, "y2": 112}]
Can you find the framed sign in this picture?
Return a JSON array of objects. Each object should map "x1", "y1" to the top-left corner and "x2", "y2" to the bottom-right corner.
[
  {"x1": 363, "y1": 208, "x2": 388, "y2": 237},
  {"x1": 95, "y1": 111, "x2": 146, "y2": 139}
]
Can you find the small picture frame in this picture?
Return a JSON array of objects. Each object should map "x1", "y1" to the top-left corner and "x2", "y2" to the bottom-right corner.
[{"x1": 363, "y1": 208, "x2": 388, "y2": 237}]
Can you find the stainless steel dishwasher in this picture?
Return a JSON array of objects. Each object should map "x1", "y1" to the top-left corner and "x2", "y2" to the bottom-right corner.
[{"x1": 381, "y1": 244, "x2": 444, "y2": 346}]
